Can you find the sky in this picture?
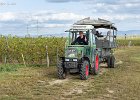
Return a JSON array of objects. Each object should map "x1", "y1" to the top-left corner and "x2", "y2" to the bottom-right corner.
[{"x1": 0, "y1": 0, "x2": 140, "y2": 36}]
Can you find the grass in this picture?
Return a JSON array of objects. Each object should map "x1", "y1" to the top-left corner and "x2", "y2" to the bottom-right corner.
[
  {"x1": 0, "y1": 47, "x2": 140, "y2": 100},
  {"x1": 0, "y1": 64, "x2": 24, "y2": 72}
]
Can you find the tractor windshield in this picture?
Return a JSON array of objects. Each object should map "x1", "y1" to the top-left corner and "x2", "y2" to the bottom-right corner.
[{"x1": 69, "y1": 31, "x2": 89, "y2": 45}]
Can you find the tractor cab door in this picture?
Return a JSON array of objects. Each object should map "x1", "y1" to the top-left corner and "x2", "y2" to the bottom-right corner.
[{"x1": 84, "y1": 30, "x2": 91, "y2": 57}]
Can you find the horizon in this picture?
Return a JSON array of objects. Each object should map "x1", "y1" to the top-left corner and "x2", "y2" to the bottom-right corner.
[{"x1": 0, "y1": 31, "x2": 140, "y2": 37}]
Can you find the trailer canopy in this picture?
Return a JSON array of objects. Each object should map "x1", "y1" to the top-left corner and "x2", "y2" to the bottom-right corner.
[{"x1": 74, "y1": 17, "x2": 117, "y2": 31}]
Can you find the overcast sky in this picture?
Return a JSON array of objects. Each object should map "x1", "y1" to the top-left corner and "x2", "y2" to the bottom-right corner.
[{"x1": 0, "y1": 0, "x2": 140, "y2": 36}]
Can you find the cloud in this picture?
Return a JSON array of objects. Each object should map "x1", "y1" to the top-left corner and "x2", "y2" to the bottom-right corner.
[
  {"x1": 29, "y1": 23, "x2": 71, "y2": 28},
  {"x1": 0, "y1": 12, "x2": 16, "y2": 21},
  {"x1": 82, "y1": 1, "x2": 140, "y2": 16},
  {"x1": 31, "y1": 12, "x2": 85, "y2": 22},
  {"x1": 44, "y1": 24, "x2": 71, "y2": 28},
  {"x1": 45, "y1": 0, "x2": 86, "y2": 3},
  {"x1": 0, "y1": 11, "x2": 140, "y2": 26},
  {"x1": 98, "y1": 14, "x2": 140, "y2": 21},
  {"x1": 0, "y1": 11, "x2": 85, "y2": 23},
  {"x1": 0, "y1": 11, "x2": 86, "y2": 35},
  {"x1": 46, "y1": 0, "x2": 140, "y2": 15},
  {"x1": 46, "y1": 0, "x2": 140, "y2": 3},
  {"x1": 0, "y1": 11, "x2": 140, "y2": 30}
]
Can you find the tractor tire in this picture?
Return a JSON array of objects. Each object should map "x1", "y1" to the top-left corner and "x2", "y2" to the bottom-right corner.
[
  {"x1": 92, "y1": 55, "x2": 99, "y2": 75},
  {"x1": 57, "y1": 60, "x2": 66, "y2": 79},
  {"x1": 107, "y1": 55, "x2": 115, "y2": 68},
  {"x1": 80, "y1": 60, "x2": 89, "y2": 80}
]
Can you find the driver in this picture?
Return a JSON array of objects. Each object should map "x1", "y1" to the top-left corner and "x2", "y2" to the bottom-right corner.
[{"x1": 71, "y1": 31, "x2": 88, "y2": 45}]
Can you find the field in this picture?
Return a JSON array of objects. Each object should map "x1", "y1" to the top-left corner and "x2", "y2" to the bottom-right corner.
[
  {"x1": 0, "y1": 46, "x2": 140, "y2": 100},
  {"x1": 117, "y1": 37, "x2": 140, "y2": 46}
]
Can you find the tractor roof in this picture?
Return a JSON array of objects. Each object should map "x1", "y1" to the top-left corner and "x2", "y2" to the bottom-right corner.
[
  {"x1": 74, "y1": 17, "x2": 117, "y2": 30},
  {"x1": 66, "y1": 25, "x2": 93, "y2": 32}
]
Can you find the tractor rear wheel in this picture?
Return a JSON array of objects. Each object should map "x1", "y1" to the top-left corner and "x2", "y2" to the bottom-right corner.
[
  {"x1": 57, "y1": 60, "x2": 66, "y2": 79},
  {"x1": 107, "y1": 55, "x2": 115, "y2": 68},
  {"x1": 80, "y1": 60, "x2": 89, "y2": 80},
  {"x1": 92, "y1": 55, "x2": 99, "y2": 75}
]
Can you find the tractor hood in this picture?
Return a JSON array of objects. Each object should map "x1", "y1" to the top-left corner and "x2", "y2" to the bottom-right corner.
[{"x1": 65, "y1": 45, "x2": 86, "y2": 58}]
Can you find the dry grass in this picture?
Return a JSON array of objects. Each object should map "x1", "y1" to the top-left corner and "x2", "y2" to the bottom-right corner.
[{"x1": 0, "y1": 47, "x2": 140, "y2": 100}]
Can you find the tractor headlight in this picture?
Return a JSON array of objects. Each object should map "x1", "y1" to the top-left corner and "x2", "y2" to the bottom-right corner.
[
  {"x1": 66, "y1": 48, "x2": 77, "y2": 58},
  {"x1": 65, "y1": 59, "x2": 70, "y2": 61},
  {"x1": 73, "y1": 59, "x2": 77, "y2": 62}
]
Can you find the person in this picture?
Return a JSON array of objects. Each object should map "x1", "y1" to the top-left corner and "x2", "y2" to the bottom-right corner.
[
  {"x1": 107, "y1": 31, "x2": 111, "y2": 36},
  {"x1": 71, "y1": 31, "x2": 88, "y2": 45},
  {"x1": 95, "y1": 31, "x2": 104, "y2": 37}
]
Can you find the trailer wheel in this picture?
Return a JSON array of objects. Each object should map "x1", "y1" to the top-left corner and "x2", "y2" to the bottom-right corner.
[
  {"x1": 92, "y1": 55, "x2": 99, "y2": 75},
  {"x1": 57, "y1": 60, "x2": 66, "y2": 79},
  {"x1": 110, "y1": 55, "x2": 115, "y2": 68},
  {"x1": 107, "y1": 55, "x2": 115, "y2": 68},
  {"x1": 80, "y1": 60, "x2": 89, "y2": 80}
]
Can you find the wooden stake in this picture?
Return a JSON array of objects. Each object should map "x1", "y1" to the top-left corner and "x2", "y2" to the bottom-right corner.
[
  {"x1": 21, "y1": 53, "x2": 26, "y2": 67},
  {"x1": 46, "y1": 46, "x2": 49, "y2": 67}
]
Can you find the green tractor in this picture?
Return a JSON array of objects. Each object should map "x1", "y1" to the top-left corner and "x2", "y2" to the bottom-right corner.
[{"x1": 57, "y1": 18, "x2": 117, "y2": 80}]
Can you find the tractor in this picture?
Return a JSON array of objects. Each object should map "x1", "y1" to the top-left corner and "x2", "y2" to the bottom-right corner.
[{"x1": 57, "y1": 18, "x2": 117, "y2": 80}]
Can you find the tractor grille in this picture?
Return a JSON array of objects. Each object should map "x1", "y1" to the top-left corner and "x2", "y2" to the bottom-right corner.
[{"x1": 64, "y1": 62, "x2": 78, "y2": 68}]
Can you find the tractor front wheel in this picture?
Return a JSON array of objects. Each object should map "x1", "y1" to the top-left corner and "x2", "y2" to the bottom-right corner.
[
  {"x1": 80, "y1": 60, "x2": 89, "y2": 80},
  {"x1": 57, "y1": 60, "x2": 66, "y2": 79}
]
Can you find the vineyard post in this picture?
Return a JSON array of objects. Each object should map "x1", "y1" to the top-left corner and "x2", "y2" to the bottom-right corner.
[
  {"x1": 56, "y1": 47, "x2": 59, "y2": 67},
  {"x1": 125, "y1": 34, "x2": 127, "y2": 40},
  {"x1": 4, "y1": 36, "x2": 9, "y2": 64},
  {"x1": 21, "y1": 53, "x2": 26, "y2": 67},
  {"x1": 46, "y1": 46, "x2": 49, "y2": 67}
]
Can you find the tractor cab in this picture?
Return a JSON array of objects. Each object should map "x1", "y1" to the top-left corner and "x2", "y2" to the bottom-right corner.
[
  {"x1": 66, "y1": 25, "x2": 94, "y2": 46},
  {"x1": 64, "y1": 25, "x2": 95, "y2": 59}
]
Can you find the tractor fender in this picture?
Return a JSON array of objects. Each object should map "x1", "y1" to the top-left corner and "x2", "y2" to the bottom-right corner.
[
  {"x1": 92, "y1": 49, "x2": 101, "y2": 63},
  {"x1": 81, "y1": 56, "x2": 90, "y2": 63},
  {"x1": 80, "y1": 56, "x2": 91, "y2": 68},
  {"x1": 95, "y1": 48, "x2": 101, "y2": 55}
]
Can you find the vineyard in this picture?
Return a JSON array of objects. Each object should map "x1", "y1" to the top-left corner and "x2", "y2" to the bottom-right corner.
[
  {"x1": 0, "y1": 36, "x2": 66, "y2": 66},
  {"x1": 117, "y1": 37, "x2": 140, "y2": 46},
  {"x1": 0, "y1": 35, "x2": 140, "y2": 66}
]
